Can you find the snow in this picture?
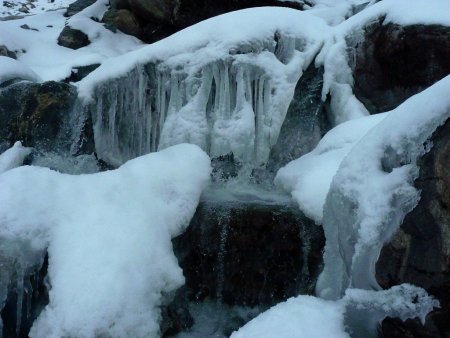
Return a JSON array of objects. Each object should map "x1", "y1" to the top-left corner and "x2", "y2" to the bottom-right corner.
[
  {"x1": 0, "y1": 0, "x2": 71, "y2": 16},
  {"x1": 317, "y1": 75, "x2": 450, "y2": 301},
  {"x1": 0, "y1": 141, "x2": 32, "y2": 173},
  {"x1": 231, "y1": 284, "x2": 438, "y2": 338},
  {"x1": 231, "y1": 296, "x2": 349, "y2": 338},
  {"x1": 0, "y1": 144, "x2": 211, "y2": 338},
  {"x1": 275, "y1": 113, "x2": 387, "y2": 223},
  {"x1": 0, "y1": 2, "x2": 143, "y2": 82},
  {"x1": 0, "y1": 56, "x2": 41, "y2": 84}
]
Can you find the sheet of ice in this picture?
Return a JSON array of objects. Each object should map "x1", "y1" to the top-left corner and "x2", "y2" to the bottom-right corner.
[
  {"x1": 231, "y1": 284, "x2": 438, "y2": 338},
  {"x1": 0, "y1": 2, "x2": 143, "y2": 82},
  {"x1": 317, "y1": 75, "x2": 450, "y2": 301},
  {"x1": 0, "y1": 141, "x2": 32, "y2": 173},
  {"x1": 275, "y1": 113, "x2": 387, "y2": 223},
  {"x1": 0, "y1": 56, "x2": 41, "y2": 84},
  {"x1": 0, "y1": 144, "x2": 211, "y2": 338}
]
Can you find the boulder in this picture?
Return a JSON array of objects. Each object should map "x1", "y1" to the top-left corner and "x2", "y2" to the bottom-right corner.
[
  {"x1": 352, "y1": 22, "x2": 450, "y2": 114},
  {"x1": 173, "y1": 195, "x2": 325, "y2": 306},
  {"x1": 0, "y1": 45, "x2": 16, "y2": 59},
  {"x1": 102, "y1": 9, "x2": 141, "y2": 37},
  {"x1": 65, "y1": 63, "x2": 100, "y2": 83},
  {"x1": 128, "y1": 0, "x2": 179, "y2": 24},
  {"x1": 377, "y1": 118, "x2": 450, "y2": 337},
  {"x1": 57, "y1": 26, "x2": 90, "y2": 50},
  {"x1": 0, "y1": 81, "x2": 77, "y2": 151},
  {"x1": 64, "y1": 0, "x2": 97, "y2": 17}
]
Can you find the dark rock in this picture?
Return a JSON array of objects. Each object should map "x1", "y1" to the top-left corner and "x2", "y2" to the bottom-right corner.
[
  {"x1": 160, "y1": 287, "x2": 194, "y2": 337},
  {"x1": 19, "y1": 24, "x2": 38, "y2": 31},
  {"x1": 267, "y1": 64, "x2": 329, "y2": 174},
  {"x1": 128, "y1": 0, "x2": 179, "y2": 24},
  {"x1": 0, "y1": 45, "x2": 16, "y2": 59},
  {"x1": 377, "y1": 118, "x2": 450, "y2": 337},
  {"x1": 352, "y1": 22, "x2": 450, "y2": 114},
  {"x1": 64, "y1": 0, "x2": 97, "y2": 17},
  {"x1": 0, "y1": 81, "x2": 77, "y2": 151},
  {"x1": 57, "y1": 26, "x2": 90, "y2": 50},
  {"x1": 110, "y1": 0, "x2": 131, "y2": 10},
  {"x1": 173, "y1": 196, "x2": 325, "y2": 306},
  {"x1": 102, "y1": 9, "x2": 141, "y2": 37},
  {"x1": 65, "y1": 63, "x2": 101, "y2": 83}
]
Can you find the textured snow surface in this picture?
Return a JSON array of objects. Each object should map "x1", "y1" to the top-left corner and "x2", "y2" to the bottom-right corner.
[
  {"x1": 0, "y1": 0, "x2": 72, "y2": 16},
  {"x1": 0, "y1": 144, "x2": 211, "y2": 338},
  {"x1": 275, "y1": 113, "x2": 387, "y2": 223},
  {"x1": 0, "y1": 1, "x2": 142, "y2": 82},
  {"x1": 232, "y1": 284, "x2": 438, "y2": 338},
  {"x1": 231, "y1": 296, "x2": 349, "y2": 338},
  {"x1": 0, "y1": 56, "x2": 41, "y2": 84},
  {"x1": 317, "y1": 75, "x2": 450, "y2": 300},
  {"x1": 0, "y1": 141, "x2": 32, "y2": 173}
]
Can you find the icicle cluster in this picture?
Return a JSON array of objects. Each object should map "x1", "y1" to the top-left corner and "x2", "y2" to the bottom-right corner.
[{"x1": 90, "y1": 35, "x2": 309, "y2": 168}]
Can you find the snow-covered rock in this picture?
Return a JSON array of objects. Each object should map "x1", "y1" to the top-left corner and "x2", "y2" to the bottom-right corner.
[{"x1": 0, "y1": 144, "x2": 211, "y2": 338}]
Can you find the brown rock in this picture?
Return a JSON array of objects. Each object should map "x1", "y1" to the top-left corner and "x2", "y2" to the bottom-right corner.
[
  {"x1": 102, "y1": 9, "x2": 142, "y2": 37},
  {"x1": 352, "y1": 22, "x2": 450, "y2": 114},
  {"x1": 377, "y1": 118, "x2": 450, "y2": 337}
]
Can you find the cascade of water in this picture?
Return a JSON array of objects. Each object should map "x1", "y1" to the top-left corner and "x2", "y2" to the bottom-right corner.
[{"x1": 215, "y1": 209, "x2": 231, "y2": 303}]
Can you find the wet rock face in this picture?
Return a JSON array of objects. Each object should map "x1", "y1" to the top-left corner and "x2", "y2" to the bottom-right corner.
[
  {"x1": 267, "y1": 64, "x2": 329, "y2": 174},
  {"x1": 0, "y1": 81, "x2": 77, "y2": 151},
  {"x1": 353, "y1": 23, "x2": 450, "y2": 114},
  {"x1": 173, "y1": 198, "x2": 325, "y2": 307},
  {"x1": 377, "y1": 118, "x2": 450, "y2": 337}
]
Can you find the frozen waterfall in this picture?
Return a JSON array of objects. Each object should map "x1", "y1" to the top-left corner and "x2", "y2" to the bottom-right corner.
[{"x1": 88, "y1": 34, "x2": 318, "y2": 168}]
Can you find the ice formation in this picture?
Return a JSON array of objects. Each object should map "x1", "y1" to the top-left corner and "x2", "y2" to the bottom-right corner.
[
  {"x1": 0, "y1": 144, "x2": 211, "y2": 338},
  {"x1": 317, "y1": 75, "x2": 450, "y2": 300},
  {"x1": 231, "y1": 284, "x2": 438, "y2": 338},
  {"x1": 275, "y1": 113, "x2": 387, "y2": 223},
  {"x1": 0, "y1": 142, "x2": 32, "y2": 174},
  {"x1": 77, "y1": 7, "x2": 328, "y2": 167}
]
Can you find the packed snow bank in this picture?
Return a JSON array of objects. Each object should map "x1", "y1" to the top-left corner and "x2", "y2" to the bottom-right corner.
[
  {"x1": 0, "y1": 56, "x2": 41, "y2": 85},
  {"x1": 317, "y1": 75, "x2": 450, "y2": 301},
  {"x1": 0, "y1": 141, "x2": 32, "y2": 173},
  {"x1": 232, "y1": 284, "x2": 438, "y2": 338},
  {"x1": 0, "y1": 144, "x2": 211, "y2": 338},
  {"x1": 275, "y1": 113, "x2": 387, "y2": 223}
]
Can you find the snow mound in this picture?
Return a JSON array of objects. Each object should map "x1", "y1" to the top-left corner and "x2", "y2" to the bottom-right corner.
[
  {"x1": 275, "y1": 113, "x2": 387, "y2": 223},
  {"x1": 317, "y1": 74, "x2": 450, "y2": 300},
  {"x1": 0, "y1": 56, "x2": 41, "y2": 85},
  {"x1": 232, "y1": 284, "x2": 438, "y2": 338},
  {"x1": 0, "y1": 144, "x2": 211, "y2": 338},
  {"x1": 231, "y1": 295, "x2": 349, "y2": 338},
  {"x1": 0, "y1": 141, "x2": 32, "y2": 173}
]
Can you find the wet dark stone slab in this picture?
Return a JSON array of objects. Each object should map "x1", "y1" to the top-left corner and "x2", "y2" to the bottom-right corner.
[{"x1": 173, "y1": 191, "x2": 325, "y2": 307}]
